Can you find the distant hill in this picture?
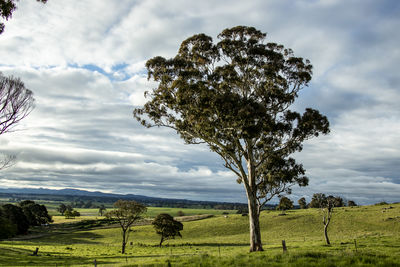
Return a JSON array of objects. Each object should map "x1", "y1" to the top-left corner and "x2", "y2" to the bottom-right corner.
[
  {"x1": 0, "y1": 187, "x2": 252, "y2": 210},
  {"x1": 0, "y1": 187, "x2": 150, "y2": 198}
]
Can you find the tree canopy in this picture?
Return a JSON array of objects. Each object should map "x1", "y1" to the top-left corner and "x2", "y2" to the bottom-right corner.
[
  {"x1": 19, "y1": 200, "x2": 52, "y2": 226},
  {"x1": 152, "y1": 213, "x2": 183, "y2": 247},
  {"x1": 298, "y1": 197, "x2": 307, "y2": 209},
  {"x1": 277, "y1": 196, "x2": 293, "y2": 213},
  {"x1": 1, "y1": 203, "x2": 29, "y2": 235},
  {"x1": 134, "y1": 26, "x2": 329, "y2": 252},
  {"x1": 57, "y1": 203, "x2": 67, "y2": 215}
]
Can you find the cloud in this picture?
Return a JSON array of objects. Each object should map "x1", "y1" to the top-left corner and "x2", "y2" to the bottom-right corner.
[{"x1": 0, "y1": 0, "x2": 399, "y2": 204}]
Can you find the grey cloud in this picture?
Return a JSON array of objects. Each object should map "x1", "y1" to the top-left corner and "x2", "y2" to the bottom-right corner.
[{"x1": 0, "y1": 0, "x2": 399, "y2": 204}]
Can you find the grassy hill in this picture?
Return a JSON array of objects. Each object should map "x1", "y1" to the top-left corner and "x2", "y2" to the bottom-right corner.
[{"x1": 0, "y1": 203, "x2": 399, "y2": 266}]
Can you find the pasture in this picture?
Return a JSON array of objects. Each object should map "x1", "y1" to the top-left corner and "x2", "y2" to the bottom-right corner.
[{"x1": 0, "y1": 203, "x2": 399, "y2": 266}]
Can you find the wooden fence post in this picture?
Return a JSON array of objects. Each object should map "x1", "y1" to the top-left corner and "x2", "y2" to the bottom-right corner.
[{"x1": 282, "y1": 240, "x2": 287, "y2": 253}]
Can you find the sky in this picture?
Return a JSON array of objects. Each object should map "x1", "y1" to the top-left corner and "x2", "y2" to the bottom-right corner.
[{"x1": 0, "y1": 0, "x2": 399, "y2": 205}]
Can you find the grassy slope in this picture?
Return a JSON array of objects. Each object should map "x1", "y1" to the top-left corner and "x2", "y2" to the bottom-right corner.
[
  {"x1": 0, "y1": 203, "x2": 399, "y2": 266},
  {"x1": 50, "y1": 207, "x2": 236, "y2": 224}
]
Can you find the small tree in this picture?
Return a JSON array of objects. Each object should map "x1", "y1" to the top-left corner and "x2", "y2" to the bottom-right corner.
[
  {"x1": 321, "y1": 196, "x2": 336, "y2": 245},
  {"x1": 347, "y1": 200, "x2": 357, "y2": 207},
  {"x1": 72, "y1": 210, "x2": 80, "y2": 218},
  {"x1": 65, "y1": 205, "x2": 73, "y2": 213},
  {"x1": 176, "y1": 210, "x2": 185, "y2": 217},
  {"x1": 298, "y1": 197, "x2": 307, "y2": 209},
  {"x1": 310, "y1": 193, "x2": 337, "y2": 245},
  {"x1": 106, "y1": 200, "x2": 147, "y2": 254},
  {"x1": 276, "y1": 196, "x2": 293, "y2": 214},
  {"x1": 65, "y1": 210, "x2": 73, "y2": 219},
  {"x1": 98, "y1": 204, "x2": 107, "y2": 216},
  {"x1": 152, "y1": 213, "x2": 183, "y2": 247},
  {"x1": 236, "y1": 206, "x2": 249, "y2": 215},
  {"x1": 64, "y1": 209, "x2": 80, "y2": 219},
  {"x1": 309, "y1": 193, "x2": 326, "y2": 208},
  {"x1": 57, "y1": 203, "x2": 67, "y2": 215},
  {"x1": 333, "y1": 196, "x2": 344, "y2": 207}
]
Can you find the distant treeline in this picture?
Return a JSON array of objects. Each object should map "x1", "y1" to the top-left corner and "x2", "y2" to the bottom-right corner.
[
  {"x1": 0, "y1": 200, "x2": 52, "y2": 239},
  {"x1": 1, "y1": 192, "x2": 249, "y2": 210}
]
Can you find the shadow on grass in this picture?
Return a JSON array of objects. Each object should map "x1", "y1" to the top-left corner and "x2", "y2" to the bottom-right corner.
[
  {"x1": 10, "y1": 219, "x2": 113, "y2": 244},
  {"x1": 137, "y1": 242, "x2": 249, "y2": 248},
  {"x1": 0, "y1": 247, "x2": 116, "y2": 266},
  {"x1": 21, "y1": 231, "x2": 104, "y2": 245}
]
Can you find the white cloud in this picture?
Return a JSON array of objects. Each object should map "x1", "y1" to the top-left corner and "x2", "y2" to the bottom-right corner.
[{"x1": 0, "y1": 0, "x2": 399, "y2": 204}]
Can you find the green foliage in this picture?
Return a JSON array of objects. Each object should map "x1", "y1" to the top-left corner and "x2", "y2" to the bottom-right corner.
[
  {"x1": 0, "y1": 200, "x2": 51, "y2": 238},
  {"x1": 0, "y1": 209, "x2": 17, "y2": 239},
  {"x1": 57, "y1": 203, "x2": 67, "y2": 215},
  {"x1": 19, "y1": 200, "x2": 52, "y2": 225},
  {"x1": 134, "y1": 25, "x2": 330, "y2": 251},
  {"x1": 277, "y1": 196, "x2": 293, "y2": 212},
  {"x1": 309, "y1": 193, "x2": 344, "y2": 209},
  {"x1": 347, "y1": 200, "x2": 357, "y2": 207},
  {"x1": 176, "y1": 210, "x2": 185, "y2": 216},
  {"x1": 134, "y1": 25, "x2": 329, "y2": 206},
  {"x1": 236, "y1": 206, "x2": 249, "y2": 214},
  {"x1": 298, "y1": 197, "x2": 307, "y2": 209},
  {"x1": 1, "y1": 203, "x2": 29, "y2": 235},
  {"x1": 309, "y1": 193, "x2": 327, "y2": 208},
  {"x1": 65, "y1": 209, "x2": 80, "y2": 219},
  {"x1": 152, "y1": 213, "x2": 183, "y2": 247},
  {"x1": 333, "y1": 196, "x2": 345, "y2": 207},
  {"x1": 105, "y1": 200, "x2": 147, "y2": 223}
]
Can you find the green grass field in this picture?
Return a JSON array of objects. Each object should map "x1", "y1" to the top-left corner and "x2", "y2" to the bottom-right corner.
[
  {"x1": 50, "y1": 207, "x2": 236, "y2": 224},
  {"x1": 1, "y1": 203, "x2": 399, "y2": 266}
]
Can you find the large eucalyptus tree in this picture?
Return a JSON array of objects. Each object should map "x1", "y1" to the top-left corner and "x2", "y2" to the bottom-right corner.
[{"x1": 134, "y1": 26, "x2": 329, "y2": 252}]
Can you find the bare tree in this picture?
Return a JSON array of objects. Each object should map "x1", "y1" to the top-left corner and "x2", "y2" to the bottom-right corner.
[
  {"x1": 0, "y1": 154, "x2": 16, "y2": 170},
  {"x1": 1, "y1": 1, "x2": 44, "y2": 172},
  {"x1": 0, "y1": 73, "x2": 35, "y2": 135}
]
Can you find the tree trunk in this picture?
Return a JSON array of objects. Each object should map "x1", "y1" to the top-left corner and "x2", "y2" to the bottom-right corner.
[
  {"x1": 159, "y1": 236, "x2": 164, "y2": 247},
  {"x1": 122, "y1": 229, "x2": 127, "y2": 254},
  {"x1": 247, "y1": 192, "x2": 263, "y2": 252},
  {"x1": 324, "y1": 224, "x2": 330, "y2": 245}
]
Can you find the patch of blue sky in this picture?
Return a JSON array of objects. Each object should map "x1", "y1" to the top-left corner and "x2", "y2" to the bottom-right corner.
[{"x1": 69, "y1": 63, "x2": 135, "y2": 81}]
